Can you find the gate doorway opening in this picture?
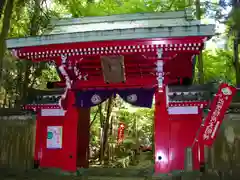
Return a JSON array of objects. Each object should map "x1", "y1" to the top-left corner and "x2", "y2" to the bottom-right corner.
[{"x1": 88, "y1": 99, "x2": 154, "y2": 169}]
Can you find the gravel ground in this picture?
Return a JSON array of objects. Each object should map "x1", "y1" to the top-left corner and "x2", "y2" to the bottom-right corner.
[{"x1": 0, "y1": 167, "x2": 240, "y2": 180}]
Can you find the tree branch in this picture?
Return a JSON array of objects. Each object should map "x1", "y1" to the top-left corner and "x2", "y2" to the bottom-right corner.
[
  {"x1": 167, "y1": 0, "x2": 175, "y2": 10},
  {"x1": 90, "y1": 105, "x2": 101, "y2": 128}
]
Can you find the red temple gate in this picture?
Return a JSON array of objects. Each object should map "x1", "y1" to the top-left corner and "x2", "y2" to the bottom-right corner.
[{"x1": 5, "y1": 8, "x2": 236, "y2": 177}]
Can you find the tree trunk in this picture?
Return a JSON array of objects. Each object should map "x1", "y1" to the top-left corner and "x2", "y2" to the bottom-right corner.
[
  {"x1": 90, "y1": 105, "x2": 101, "y2": 127},
  {"x1": 0, "y1": 0, "x2": 15, "y2": 85},
  {"x1": 99, "y1": 97, "x2": 114, "y2": 164},
  {"x1": 21, "y1": 62, "x2": 31, "y2": 99},
  {"x1": 21, "y1": 0, "x2": 41, "y2": 100},
  {"x1": 3, "y1": 92, "x2": 7, "y2": 107},
  {"x1": 234, "y1": 38, "x2": 240, "y2": 86},
  {"x1": 99, "y1": 104, "x2": 104, "y2": 163},
  {"x1": 29, "y1": 0, "x2": 41, "y2": 36},
  {"x1": 102, "y1": 96, "x2": 113, "y2": 161},
  {"x1": 195, "y1": 0, "x2": 204, "y2": 84},
  {"x1": 0, "y1": 0, "x2": 6, "y2": 19}
]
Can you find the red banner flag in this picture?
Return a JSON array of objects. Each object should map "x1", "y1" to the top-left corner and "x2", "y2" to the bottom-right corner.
[
  {"x1": 117, "y1": 123, "x2": 125, "y2": 144},
  {"x1": 198, "y1": 83, "x2": 236, "y2": 147}
]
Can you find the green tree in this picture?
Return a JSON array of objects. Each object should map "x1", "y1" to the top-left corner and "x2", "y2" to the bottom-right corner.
[{"x1": 0, "y1": 0, "x2": 61, "y2": 107}]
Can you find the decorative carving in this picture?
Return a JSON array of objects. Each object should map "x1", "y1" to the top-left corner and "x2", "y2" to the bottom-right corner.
[
  {"x1": 221, "y1": 87, "x2": 233, "y2": 96},
  {"x1": 167, "y1": 84, "x2": 213, "y2": 102},
  {"x1": 91, "y1": 94, "x2": 102, "y2": 104},
  {"x1": 126, "y1": 94, "x2": 137, "y2": 103},
  {"x1": 73, "y1": 66, "x2": 88, "y2": 81},
  {"x1": 156, "y1": 48, "x2": 164, "y2": 91},
  {"x1": 58, "y1": 55, "x2": 72, "y2": 111},
  {"x1": 168, "y1": 91, "x2": 210, "y2": 102},
  {"x1": 11, "y1": 49, "x2": 19, "y2": 58},
  {"x1": 61, "y1": 54, "x2": 67, "y2": 64},
  {"x1": 83, "y1": 74, "x2": 88, "y2": 81}
]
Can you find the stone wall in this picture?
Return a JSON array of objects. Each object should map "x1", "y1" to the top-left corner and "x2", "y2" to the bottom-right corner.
[{"x1": 207, "y1": 114, "x2": 240, "y2": 171}]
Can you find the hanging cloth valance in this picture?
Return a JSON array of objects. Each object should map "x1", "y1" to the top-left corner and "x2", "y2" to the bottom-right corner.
[
  {"x1": 75, "y1": 90, "x2": 114, "y2": 108},
  {"x1": 75, "y1": 88, "x2": 155, "y2": 108},
  {"x1": 117, "y1": 88, "x2": 155, "y2": 108}
]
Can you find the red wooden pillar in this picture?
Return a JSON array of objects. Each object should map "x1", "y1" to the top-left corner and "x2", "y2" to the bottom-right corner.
[
  {"x1": 58, "y1": 91, "x2": 91, "y2": 172},
  {"x1": 76, "y1": 107, "x2": 90, "y2": 168},
  {"x1": 62, "y1": 90, "x2": 79, "y2": 172},
  {"x1": 34, "y1": 113, "x2": 42, "y2": 168},
  {"x1": 154, "y1": 88, "x2": 170, "y2": 174}
]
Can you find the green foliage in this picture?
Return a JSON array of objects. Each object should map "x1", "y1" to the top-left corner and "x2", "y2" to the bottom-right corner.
[
  {"x1": 54, "y1": 0, "x2": 195, "y2": 17},
  {"x1": 0, "y1": 0, "x2": 65, "y2": 107},
  {"x1": 117, "y1": 107, "x2": 154, "y2": 143},
  {"x1": 203, "y1": 49, "x2": 236, "y2": 84}
]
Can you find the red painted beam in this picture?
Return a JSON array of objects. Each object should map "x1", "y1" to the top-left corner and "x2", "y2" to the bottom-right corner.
[
  {"x1": 72, "y1": 77, "x2": 157, "y2": 89},
  {"x1": 48, "y1": 76, "x2": 190, "y2": 89},
  {"x1": 12, "y1": 37, "x2": 206, "y2": 61},
  {"x1": 75, "y1": 64, "x2": 157, "y2": 70}
]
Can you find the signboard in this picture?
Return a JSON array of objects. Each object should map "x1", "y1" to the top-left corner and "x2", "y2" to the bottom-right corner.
[
  {"x1": 168, "y1": 106, "x2": 198, "y2": 115},
  {"x1": 197, "y1": 83, "x2": 236, "y2": 147},
  {"x1": 47, "y1": 126, "x2": 63, "y2": 149},
  {"x1": 41, "y1": 109, "x2": 65, "y2": 116}
]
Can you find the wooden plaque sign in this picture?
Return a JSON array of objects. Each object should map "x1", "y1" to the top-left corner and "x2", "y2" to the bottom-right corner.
[{"x1": 100, "y1": 55, "x2": 126, "y2": 83}]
